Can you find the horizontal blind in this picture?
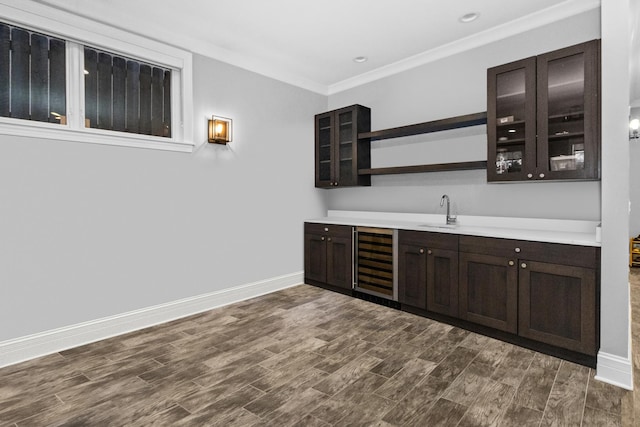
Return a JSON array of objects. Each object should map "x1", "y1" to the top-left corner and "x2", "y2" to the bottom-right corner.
[
  {"x1": 0, "y1": 22, "x2": 66, "y2": 123},
  {"x1": 84, "y1": 47, "x2": 171, "y2": 138}
]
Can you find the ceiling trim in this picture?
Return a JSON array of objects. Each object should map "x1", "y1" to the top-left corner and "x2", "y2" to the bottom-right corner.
[
  {"x1": 328, "y1": 0, "x2": 601, "y2": 95},
  {"x1": 169, "y1": 38, "x2": 330, "y2": 96}
]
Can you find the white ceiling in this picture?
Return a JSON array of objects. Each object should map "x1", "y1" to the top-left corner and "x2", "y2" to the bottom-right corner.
[{"x1": 35, "y1": 0, "x2": 601, "y2": 95}]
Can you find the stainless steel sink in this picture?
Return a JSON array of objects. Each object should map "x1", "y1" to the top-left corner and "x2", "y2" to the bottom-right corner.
[{"x1": 417, "y1": 223, "x2": 458, "y2": 229}]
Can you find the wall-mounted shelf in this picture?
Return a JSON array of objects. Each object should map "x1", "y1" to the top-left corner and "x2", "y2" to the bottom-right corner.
[
  {"x1": 356, "y1": 111, "x2": 488, "y2": 177},
  {"x1": 358, "y1": 112, "x2": 487, "y2": 141},
  {"x1": 359, "y1": 161, "x2": 487, "y2": 176}
]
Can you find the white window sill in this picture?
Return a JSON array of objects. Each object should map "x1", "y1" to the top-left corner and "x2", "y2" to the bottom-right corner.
[{"x1": 0, "y1": 120, "x2": 194, "y2": 153}]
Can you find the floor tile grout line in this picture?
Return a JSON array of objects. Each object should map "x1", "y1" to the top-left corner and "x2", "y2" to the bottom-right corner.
[
  {"x1": 579, "y1": 371, "x2": 591, "y2": 427},
  {"x1": 538, "y1": 357, "x2": 562, "y2": 427}
]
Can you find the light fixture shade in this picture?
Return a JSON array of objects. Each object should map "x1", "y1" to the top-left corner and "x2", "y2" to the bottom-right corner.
[{"x1": 208, "y1": 116, "x2": 232, "y2": 144}]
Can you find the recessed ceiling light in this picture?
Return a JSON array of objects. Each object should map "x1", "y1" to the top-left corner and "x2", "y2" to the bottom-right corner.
[
  {"x1": 353, "y1": 56, "x2": 368, "y2": 63},
  {"x1": 459, "y1": 12, "x2": 479, "y2": 23}
]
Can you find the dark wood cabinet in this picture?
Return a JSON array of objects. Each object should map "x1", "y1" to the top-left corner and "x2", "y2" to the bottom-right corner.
[
  {"x1": 304, "y1": 218, "x2": 601, "y2": 363},
  {"x1": 315, "y1": 105, "x2": 371, "y2": 188},
  {"x1": 459, "y1": 251, "x2": 518, "y2": 333},
  {"x1": 398, "y1": 231, "x2": 458, "y2": 316},
  {"x1": 398, "y1": 240, "x2": 427, "y2": 309},
  {"x1": 304, "y1": 223, "x2": 352, "y2": 290},
  {"x1": 459, "y1": 235, "x2": 599, "y2": 355},
  {"x1": 519, "y1": 259, "x2": 598, "y2": 355},
  {"x1": 487, "y1": 40, "x2": 600, "y2": 182}
]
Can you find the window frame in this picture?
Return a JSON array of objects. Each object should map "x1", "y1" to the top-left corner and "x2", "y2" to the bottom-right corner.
[{"x1": 0, "y1": 1, "x2": 194, "y2": 152}]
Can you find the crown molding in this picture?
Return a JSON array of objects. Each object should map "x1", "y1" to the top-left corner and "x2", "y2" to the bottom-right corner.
[{"x1": 328, "y1": 0, "x2": 601, "y2": 95}]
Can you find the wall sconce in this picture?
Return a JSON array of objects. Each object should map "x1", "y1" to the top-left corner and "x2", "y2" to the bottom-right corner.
[{"x1": 208, "y1": 116, "x2": 232, "y2": 144}]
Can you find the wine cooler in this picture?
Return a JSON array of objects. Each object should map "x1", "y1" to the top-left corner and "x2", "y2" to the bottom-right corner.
[{"x1": 353, "y1": 227, "x2": 398, "y2": 300}]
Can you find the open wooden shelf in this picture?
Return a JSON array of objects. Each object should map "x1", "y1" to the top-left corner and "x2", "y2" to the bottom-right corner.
[
  {"x1": 360, "y1": 161, "x2": 487, "y2": 176},
  {"x1": 354, "y1": 111, "x2": 488, "y2": 177},
  {"x1": 358, "y1": 112, "x2": 487, "y2": 141}
]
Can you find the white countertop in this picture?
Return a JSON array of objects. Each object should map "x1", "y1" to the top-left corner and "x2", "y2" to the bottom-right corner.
[{"x1": 306, "y1": 210, "x2": 601, "y2": 247}]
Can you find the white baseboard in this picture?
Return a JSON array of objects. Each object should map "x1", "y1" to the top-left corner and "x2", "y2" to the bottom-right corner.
[
  {"x1": 595, "y1": 351, "x2": 634, "y2": 390},
  {"x1": 0, "y1": 272, "x2": 303, "y2": 369}
]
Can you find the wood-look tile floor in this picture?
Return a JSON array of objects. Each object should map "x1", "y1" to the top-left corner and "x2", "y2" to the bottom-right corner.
[{"x1": 2, "y1": 273, "x2": 639, "y2": 426}]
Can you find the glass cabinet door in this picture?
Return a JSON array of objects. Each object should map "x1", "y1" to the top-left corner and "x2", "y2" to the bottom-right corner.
[
  {"x1": 537, "y1": 41, "x2": 599, "y2": 180},
  {"x1": 315, "y1": 112, "x2": 334, "y2": 187},
  {"x1": 488, "y1": 57, "x2": 536, "y2": 182},
  {"x1": 335, "y1": 108, "x2": 356, "y2": 186}
]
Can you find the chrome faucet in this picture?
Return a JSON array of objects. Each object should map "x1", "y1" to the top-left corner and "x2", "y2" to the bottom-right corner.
[{"x1": 440, "y1": 194, "x2": 456, "y2": 225}]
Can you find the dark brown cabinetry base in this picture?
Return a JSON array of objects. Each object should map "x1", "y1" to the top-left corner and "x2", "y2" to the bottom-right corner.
[
  {"x1": 459, "y1": 235, "x2": 599, "y2": 358},
  {"x1": 519, "y1": 261, "x2": 597, "y2": 355},
  {"x1": 304, "y1": 222, "x2": 600, "y2": 368},
  {"x1": 304, "y1": 223, "x2": 352, "y2": 291},
  {"x1": 398, "y1": 230, "x2": 458, "y2": 316},
  {"x1": 459, "y1": 251, "x2": 518, "y2": 333}
]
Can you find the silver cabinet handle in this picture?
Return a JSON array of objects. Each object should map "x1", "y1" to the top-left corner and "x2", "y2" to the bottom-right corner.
[
  {"x1": 327, "y1": 237, "x2": 332, "y2": 242},
  {"x1": 508, "y1": 260, "x2": 515, "y2": 266},
  {"x1": 514, "y1": 247, "x2": 521, "y2": 253},
  {"x1": 427, "y1": 249, "x2": 432, "y2": 255},
  {"x1": 539, "y1": 173, "x2": 545, "y2": 179},
  {"x1": 521, "y1": 262, "x2": 527, "y2": 269},
  {"x1": 419, "y1": 248, "x2": 424, "y2": 254},
  {"x1": 321, "y1": 236, "x2": 325, "y2": 241},
  {"x1": 324, "y1": 227, "x2": 329, "y2": 232},
  {"x1": 527, "y1": 173, "x2": 533, "y2": 179}
]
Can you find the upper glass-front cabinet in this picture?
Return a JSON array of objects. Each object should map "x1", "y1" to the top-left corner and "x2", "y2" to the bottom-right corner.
[
  {"x1": 314, "y1": 105, "x2": 371, "y2": 188},
  {"x1": 488, "y1": 40, "x2": 600, "y2": 182},
  {"x1": 488, "y1": 58, "x2": 536, "y2": 181}
]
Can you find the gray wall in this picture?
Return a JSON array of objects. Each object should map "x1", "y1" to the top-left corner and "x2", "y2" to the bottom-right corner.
[
  {"x1": 328, "y1": 10, "x2": 601, "y2": 221},
  {"x1": 0, "y1": 54, "x2": 327, "y2": 342}
]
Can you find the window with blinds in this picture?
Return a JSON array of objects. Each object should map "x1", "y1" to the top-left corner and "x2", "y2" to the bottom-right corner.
[
  {"x1": 0, "y1": 11, "x2": 191, "y2": 152},
  {"x1": 0, "y1": 22, "x2": 66, "y2": 123},
  {"x1": 84, "y1": 48, "x2": 172, "y2": 138}
]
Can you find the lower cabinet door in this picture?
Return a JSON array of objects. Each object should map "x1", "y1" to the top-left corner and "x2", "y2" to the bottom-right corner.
[
  {"x1": 427, "y1": 248, "x2": 459, "y2": 317},
  {"x1": 326, "y1": 235, "x2": 352, "y2": 289},
  {"x1": 459, "y1": 252, "x2": 518, "y2": 333},
  {"x1": 518, "y1": 260, "x2": 597, "y2": 355},
  {"x1": 398, "y1": 242, "x2": 427, "y2": 309},
  {"x1": 304, "y1": 233, "x2": 327, "y2": 284}
]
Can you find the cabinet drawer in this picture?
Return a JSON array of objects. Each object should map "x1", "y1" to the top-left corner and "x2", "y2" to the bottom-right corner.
[
  {"x1": 305, "y1": 222, "x2": 353, "y2": 237},
  {"x1": 459, "y1": 236, "x2": 530, "y2": 258},
  {"x1": 524, "y1": 242, "x2": 599, "y2": 269},
  {"x1": 459, "y1": 235, "x2": 599, "y2": 269},
  {"x1": 399, "y1": 230, "x2": 458, "y2": 250}
]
